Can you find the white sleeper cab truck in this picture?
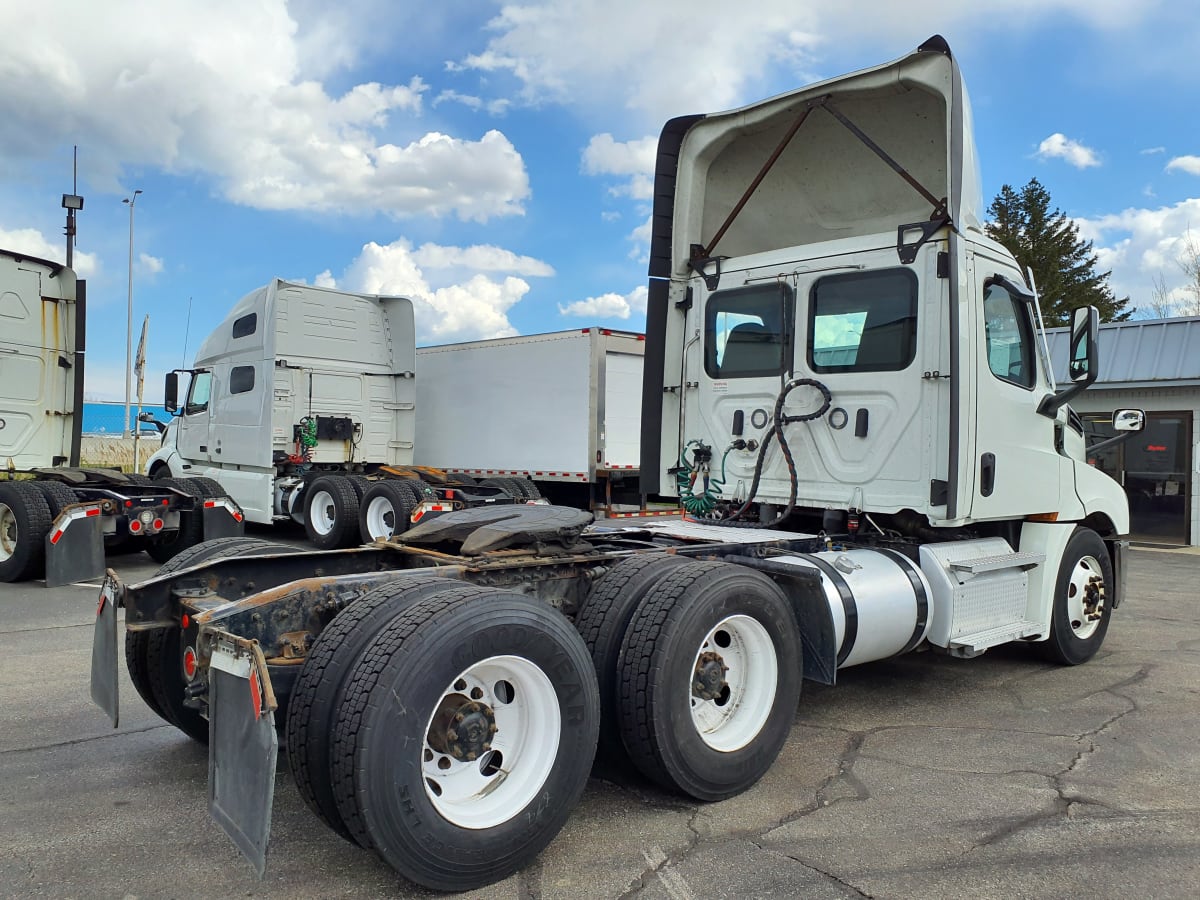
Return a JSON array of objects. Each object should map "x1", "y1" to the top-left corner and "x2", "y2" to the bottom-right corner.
[
  {"x1": 91, "y1": 37, "x2": 1142, "y2": 892},
  {"x1": 146, "y1": 279, "x2": 537, "y2": 550},
  {"x1": 0, "y1": 248, "x2": 242, "y2": 586}
]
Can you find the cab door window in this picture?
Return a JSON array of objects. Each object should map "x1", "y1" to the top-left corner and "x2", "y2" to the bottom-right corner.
[
  {"x1": 185, "y1": 371, "x2": 213, "y2": 416},
  {"x1": 704, "y1": 283, "x2": 792, "y2": 379},
  {"x1": 982, "y1": 282, "x2": 1035, "y2": 388}
]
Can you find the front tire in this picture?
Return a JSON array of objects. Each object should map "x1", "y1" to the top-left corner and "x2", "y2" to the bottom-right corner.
[
  {"x1": 617, "y1": 560, "x2": 802, "y2": 801},
  {"x1": 331, "y1": 586, "x2": 600, "y2": 891},
  {"x1": 1039, "y1": 527, "x2": 1113, "y2": 665}
]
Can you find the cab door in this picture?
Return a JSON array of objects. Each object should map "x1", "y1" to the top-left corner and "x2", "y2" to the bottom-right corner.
[
  {"x1": 175, "y1": 370, "x2": 214, "y2": 465},
  {"x1": 967, "y1": 249, "x2": 1062, "y2": 520}
]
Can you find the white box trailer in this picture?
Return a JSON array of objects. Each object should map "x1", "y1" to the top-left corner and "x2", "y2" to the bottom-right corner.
[{"x1": 413, "y1": 328, "x2": 646, "y2": 510}]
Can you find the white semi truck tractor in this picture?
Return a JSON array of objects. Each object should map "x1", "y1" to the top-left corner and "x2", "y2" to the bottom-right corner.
[{"x1": 91, "y1": 36, "x2": 1142, "y2": 892}]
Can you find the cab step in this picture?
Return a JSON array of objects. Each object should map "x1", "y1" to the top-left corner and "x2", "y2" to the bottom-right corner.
[
  {"x1": 948, "y1": 619, "x2": 1043, "y2": 655},
  {"x1": 949, "y1": 551, "x2": 1045, "y2": 576}
]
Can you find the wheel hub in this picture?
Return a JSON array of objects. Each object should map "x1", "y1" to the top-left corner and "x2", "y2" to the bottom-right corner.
[
  {"x1": 692, "y1": 650, "x2": 728, "y2": 701},
  {"x1": 1083, "y1": 574, "x2": 1104, "y2": 621},
  {"x1": 428, "y1": 694, "x2": 497, "y2": 761}
]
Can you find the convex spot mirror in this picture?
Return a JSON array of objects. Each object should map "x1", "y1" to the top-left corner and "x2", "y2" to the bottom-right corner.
[{"x1": 1112, "y1": 408, "x2": 1146, "y2": 433}]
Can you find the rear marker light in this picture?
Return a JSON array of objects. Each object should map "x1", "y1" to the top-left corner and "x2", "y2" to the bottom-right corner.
[
  {"x1": 129, "y1": 520, "x2": 142, "y2": 533},
  {"x1": 181, "y1": 614, "x2": 190, "y2": 629},
  {"x1": 182, "y1": 646, "x2": 198, "y2": 681}
]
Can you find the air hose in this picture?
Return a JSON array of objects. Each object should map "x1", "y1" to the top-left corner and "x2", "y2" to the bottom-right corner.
[
  {"x1": 676, "y1": 440, "x2": 734, "y2": 516},
  {"x1": 288, "y1": 416, "x2": 318, "y2": 467}
]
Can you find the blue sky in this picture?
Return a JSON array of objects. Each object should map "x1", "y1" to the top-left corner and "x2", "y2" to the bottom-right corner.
[{"x1": 2, "y1": 1, "x2": 1198, "y2": 402}]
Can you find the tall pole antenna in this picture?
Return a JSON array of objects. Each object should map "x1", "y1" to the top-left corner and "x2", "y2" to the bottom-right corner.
[
  {"x1": 61, "y1": 146, "x2": 83, "y2": 269},
  {"x1": 182, "y1": 296, "x2": 193, "y2": 367}
]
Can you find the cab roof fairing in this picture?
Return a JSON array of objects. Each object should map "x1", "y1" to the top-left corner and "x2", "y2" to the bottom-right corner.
[{"x1": 665, "y1": 37, "x2": 984, "y2": 280}]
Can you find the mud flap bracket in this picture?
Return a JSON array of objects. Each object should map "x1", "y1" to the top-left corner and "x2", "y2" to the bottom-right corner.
[
  {"x1": 201, "y1": 498, "x2": 246, "y2": 541},
  {"x1": 206, "y1": 631, "x2": 278, "y2": 880}
]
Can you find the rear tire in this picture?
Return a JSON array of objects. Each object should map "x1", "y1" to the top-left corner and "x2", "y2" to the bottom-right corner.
[
  {"x1": 1038, "y1": 527, "x2": 1113, "y2": 665},
  {"x1": 358, "y1": 480, "x2": 416, "y2": 542},
  {"x1": 286, "y1": 576, "x2": 466, "y2": 843},
  {"x1": 304, "y1": 476, "x2": 361, "y2": 549},
  {"x1": 33, "y1": 481, "x2": 78, "y2": 518},
  {"x1": 0, "y1": 481, "x2": 52, "y2": 582},
  {"x1": 574, "y1": 553, "x2": 689, "y2": 767},
  {"x1": 128, "y1": 537, "x2": 302, "y2": 738},
  {"x1": 330, "y1": 587, "x2": 599, "y2": 889},
  {"x1": 145, "y1": 477, "x2": 222, "y2": 564},
  {"x1": 617, "y1": 560, "x2": 802, "y2": 801}
]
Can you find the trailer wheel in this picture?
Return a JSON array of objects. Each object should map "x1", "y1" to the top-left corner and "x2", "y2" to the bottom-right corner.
[
  {"x1": 499, "y1": 476, "x2": 539, "y2": 500},
  {"x1": 331, "y1": 586, "x2": 599, "y2": 890},
  {"x1": 287, "y1": 576, "x2": 465, "y2": 843},
  {"x1": 145, "y1": 477, "x2": 221, "y2": 563},
  {"x1": 33, "y1": 481, "x2": 78, "y2": 518},
  {"x1": 304, "y1": 476, "x2": 361, "y2": 549},
  {"x1": 518, "y1": 478, "x2": 542, "y2": 500},
  {"x1": 1039, "y1": 527, "x2": 1114, "y2": 665},
  {"x1": 0, "y1": 482, "x2": 52, "y2": 582},
  {"x1": 128, "y1": 537, "x2": 302, "y2": 738},
  {"x1": 574, "y1": 553, "x2": 689, "y2": 767},
  {"x1": 617, "y1": 560, "x2": 801, "y2": 801},
  {"x1": 480, "y1": 477, "x2": 520, "y2": 500},
  {"x1": 358, "y1": 481, "x2": 416, "y2": 542}
]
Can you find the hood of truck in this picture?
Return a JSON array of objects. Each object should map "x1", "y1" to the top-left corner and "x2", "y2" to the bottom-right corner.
[{"x1": 658, "y1": 36, "x2": 982, "y2": 276}]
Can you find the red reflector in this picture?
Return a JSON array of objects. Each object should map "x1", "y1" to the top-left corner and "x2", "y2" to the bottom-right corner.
[
  {"x1": 50, "y1": 529, "x2": 64, "y2": 545},
  {"x1": 85, "y1": 507, "x2": 101, "y2": 517},
  {"x1": 129, "y1": 520, "x2": 142, "y2": 533},
  {"x1": 601, "y1": 328, "x2": 612, "y2": 335},
  {"x1": 233, "y1": 512, "x2": 243, "y2": 522},
  {"x1": 412, "y1": 510, "x2": 424, "y2": 522},
  {"x1": 637, "y1": 334, "x2": 645, "y2": 340},
  {"x1": 161, "y1": 498, "x2": 169, "y2": 505},
  {"x1": 249, "y1": 669, "x2": 262, "y2": 720},
  {"x1": 125, "y1": 500, "x2": 133, "y2": 508},
  {"x1": 182, "y1": 614, "x2": 190, "y2": 629},
  {"x1": 204, "y1": 500, "x2": 216, "y2": 508},
  {"x1": 182, "y1": 646, "x2": 197, "y2": 681}
]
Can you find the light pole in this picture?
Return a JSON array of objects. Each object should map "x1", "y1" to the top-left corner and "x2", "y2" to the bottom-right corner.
[{"x1": 122, "y1": 189, "x2": 142, "y2": 438}]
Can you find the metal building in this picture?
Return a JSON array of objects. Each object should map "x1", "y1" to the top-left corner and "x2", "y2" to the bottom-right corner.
[{"x1": 1047, "y1": 316, "x2": 1200, "y2": 546}]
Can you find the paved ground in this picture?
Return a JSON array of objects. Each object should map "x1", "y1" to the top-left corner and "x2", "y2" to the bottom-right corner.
[{"x1": 1, "y1": 539, "x2": 1197, "y2": 899}]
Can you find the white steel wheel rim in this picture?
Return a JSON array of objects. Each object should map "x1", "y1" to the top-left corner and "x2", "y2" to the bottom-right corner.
[
  {"x1": 1066, "y1": 554, "x2": 1104, "y2": 640},
  {"x1": 0, "y1": 503, "x2": 16, "y2": 562},
  {"x1": 364, "y1": 495, "x2": 396, "y2": 540},
  {"x1": 421, "y1": 654, "x2": 561, "y2": 829},
  {"x1": 689, "y1": 614, "x2": 778, "y2": 752},
  {"x1": 308, "y1": 489, "x2": 336, "y2": 535}
]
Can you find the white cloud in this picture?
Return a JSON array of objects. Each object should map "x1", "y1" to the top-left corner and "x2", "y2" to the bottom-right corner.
[
  {"x1": 433, "y1": 90, "x2": 511, "y2": 116},
  {"x1": 558, "y1": 285, "x2": 648, "y2": 321},
  {"x1": 0, "y1": 226, "x2": 99, "y2": 277},
  {"x1": 454, "y1": 1, "x2": 1161, "y2": 125},
  {"x1": 138, "y1": 252, "x2": 163, "y2": 274},
  {"x1": 1166, "y1": 156, "x2": 1200, "y2": 176},
  {"x1": 1075, "y1": 197, "x2": 1200, "y2": 307},
  {"x1": 1035, "y1": 133, "x2": 1101, "y2": 169},
  {"x1": 582, "y1": 134, "x2": 657, "y2": 199},
  {"x1": 628, "y1": 215, "x2": 653, "y2": 263},
  {"x1": 313, "y1": 269, "x2": 337, "y2": 288},
  {"x1": 332, "y1": 238, "x2": 555, "y2": 342},
  {"x1": 1141, "y1": 146, "x2": 1166, "y2": 155},
  {"x1": 1, "y1": 3, "x2": 529, "y2": 221}
]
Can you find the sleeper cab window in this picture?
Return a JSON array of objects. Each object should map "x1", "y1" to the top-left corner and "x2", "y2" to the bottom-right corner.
[
  {"x1": 230, "y1": 365, "x2": 256, "y2": 395},
  {"x1": 232, "y1": 312, "x2": 258, "y2": 339},
  {"x1": 982, "y1": 280, "x2": 1035, "y2": 389},
  {"x1": 704, "y1": 282, "x2": 792, "y2": 379},
  {"x1": 808, "y1": 269, "x2": 918, "y2": 373}
]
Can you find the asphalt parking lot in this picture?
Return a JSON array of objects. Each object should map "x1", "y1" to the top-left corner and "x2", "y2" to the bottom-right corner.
[{"x1": 1, "y1": 537, "x2": 1198, "y2": 899}]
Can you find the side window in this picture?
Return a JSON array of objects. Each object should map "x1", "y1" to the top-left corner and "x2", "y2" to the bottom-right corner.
[
  {"x1": 983, "y1": 282, "x2": 1035, "y2": 388},
  {"x1": 230, "y1": 365, "x2": 255, "y2": 395},
  {"x1": 808, "y1": 269, "x2": 918, "y2": 372},
  {"x1": 704, "y1": 283, "x2": 792, "y2": 379},
  {"x1": 185, "y1": 371, "x2": 212, "y2": 416},
  {"x1": 232, "y1": 313, "x2": 257, "y2": 339}
]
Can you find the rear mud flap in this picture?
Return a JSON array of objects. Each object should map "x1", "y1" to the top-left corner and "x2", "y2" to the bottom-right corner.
[
  {"x1": 89, "y1": 576, "x2": 119, "y2": 727},
  {"x1": 202, "y1": 499, "x2": 246, "y2": 541},
  {"x1": 207, "y1": 636, "x2": 277, "y2": 880},
  {"x1": 46, "y1": 506, "x2": 105, "y2": 588}
]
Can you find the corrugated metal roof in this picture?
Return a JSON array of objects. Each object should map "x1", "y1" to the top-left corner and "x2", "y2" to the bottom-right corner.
[{"x1": 1044, "y1": 316, "x2": 1200, "y2": 387}]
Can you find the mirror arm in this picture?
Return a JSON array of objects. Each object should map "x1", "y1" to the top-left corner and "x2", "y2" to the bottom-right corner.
[
  {"x1": 1037, "y1": 371, "x2": 1096, "y2": 418},
  {"x1": 1087, "y1": 430, "x2": 1139, "y2": 456}
]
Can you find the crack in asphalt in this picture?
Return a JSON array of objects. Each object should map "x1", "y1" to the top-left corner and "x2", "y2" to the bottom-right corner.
[
  {"x1": 617, "y1": 806, "x2": 702, "y2": 899},
  {"x1": 1, "y1": 722, "x2": 171, "y2": 756}
]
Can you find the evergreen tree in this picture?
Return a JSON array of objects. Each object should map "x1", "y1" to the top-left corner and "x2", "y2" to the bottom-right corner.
[{"x1": 985, "y1": 178, "x2": 1132, "y2": 325}]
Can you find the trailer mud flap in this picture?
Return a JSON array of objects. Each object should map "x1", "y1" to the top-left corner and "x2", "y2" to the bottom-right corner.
[
  {"x1": 46, "y1": 505, "x2": 105, "y2": 588},
  {"x1": 202, "y1": 498, "x2": 246, "y2": 541},
  {"x1": 207, "y1": 635, "x2": 277, "y2": 880},
  {"x1": 89, "y1": 575, "x2": 119, "y2": 727}
]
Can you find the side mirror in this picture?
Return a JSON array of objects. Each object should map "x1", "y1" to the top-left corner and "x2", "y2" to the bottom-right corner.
[
  {"x1": 1067, "y1": 306, "x2": 1099, "y2": 383},
  {"x1": 164, "y1": 372, "x2": 179, "y2": 414},
  {"x1": 1088, "y1": 408, "x2": 1146, "y2": 455},
  {"x1": 1038, "y1": 305, "x2": 1100, "y2": 417},
  {"x1": 1112, "y1": 408, "x2": 1145, "y2": 433}
]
